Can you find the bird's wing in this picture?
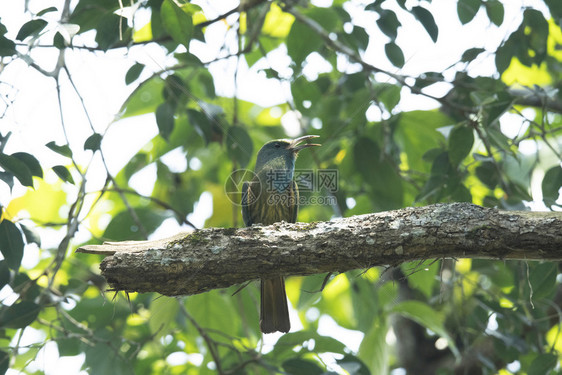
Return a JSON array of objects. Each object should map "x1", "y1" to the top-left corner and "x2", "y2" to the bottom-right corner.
[{"x1": 289, "y1": 180, "x2": 299, "y2": 224}]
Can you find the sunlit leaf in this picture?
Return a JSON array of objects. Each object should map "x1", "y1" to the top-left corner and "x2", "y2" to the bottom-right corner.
[
  {"x1": 358, "y1": 315, "x2": 388, "y2": 375},
  {"x1": 161, "y1": 0, "x2": 193, "y2": 49}
]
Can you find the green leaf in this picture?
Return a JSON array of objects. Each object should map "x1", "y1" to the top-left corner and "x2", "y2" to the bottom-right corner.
[
  {"x1": 0, "y1": 350, "x2": 8, "y2": 375},
  {"x1": 148, "y1": 296, "x2": 179, "y2": 338},
  {"x1": 485, "y1": 0, "x2": 504, "y2": 26},
  {"x1": 358, "y1": 315, "x2": 388, "y2": 375},
  {"x1": 52, "y1": 165, "x2": 75, "y2": 184},
  {"x1": 46, "y1": 141, "x2": 73, "y2": 158},
  {"x1": 161, "y1": 0, "x2": 193, "y2": 49},
  {"x1": 411, "y1": 6, "x2": 438, "y2": 42},
  {"x1": 12, "y1": 152, "x2": 42, "y2": 178},
  {"x1": 20, "y1": 223, "x2": 41, "y2": 247},
  {"x1": 287, "y1": 20, "x2": 322, "y2": 67},
  {"x1": 282, "y1": 358, "x2": 323, "y2": 375},
  {"x1": 542, "y1": 166, "x2": 562, "y2": 206},
  {"x1": 475, "y1": 161, "x2": 498, "y2": 189},
  {"x1": 0, "y1": 301, "x2": 40, "y2": 328},
  {"x1": 528, "y1": 353, "x2": 558, "y2": 375},
  {"x1": 274, "y1": 331, "x2": 347, "y2": 356},
  {"x1": 402, "y1": 260, "x2": 439, "y2": 298},
  {"x1": 337, "y1": 355, "x2": 370, "y2": 375},
  {"x1": 84, "y1": 133, "x2": 103, "y2": 151},
  {"x1": 0, "y1": 153, "x2": 33, "y2": 187},
  {"x1": 391, "y1": 300, "x2": 460, "y2": 358},
  {"x1": 84, "y1": 339, "x2": 134, "y2": 375},
  {"x1": 16, "y1": 19, "x2": 48, "y2": 41},
  {"x1": 0, "y1": 261, "x2": 10, "y2": 289},
  {"x1": 384, "y1": 42, "x2": 404, "y2": 68},
  {"x1": 457, "y1": 0, "x2": 482, "y2": 24},
  {"x1": 37, "y1": 7, "x2": 58, "y2": 16},
  {"x1": 448, "y1": 125, "x2": 474, "y2": 166},
  {"x1": 461, "y1": 47, "x2": 485, "y2": 62},
  {"x1": 226, "y1": 126, "x2": 253, "y2": 168},
  {"x1": 529, "y1": 263, "x2": 557, "y2": 300},
  {"x1": 155, "y1": 101, "x2": 175, "y2": 141},
  {"x1": 0, "y1": 35, "x2": 16, "y2": 56},
  {"x1": 104, "y1": 207, "x2": 172, "y2": 241},
  {"x1": 125, "y1": 63, "x2": 144, "y2": 85},
  {"x1": 376, "y1": 10, "x2": 401, "y2": 41},
  {"x1": 95, "y1": 14, "x2": 125, "y2": 51}
]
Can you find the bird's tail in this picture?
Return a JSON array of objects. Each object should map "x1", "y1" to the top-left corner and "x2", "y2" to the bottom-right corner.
[{"x1": 260, "y1": 277, "x2": 290, "y2": 333}]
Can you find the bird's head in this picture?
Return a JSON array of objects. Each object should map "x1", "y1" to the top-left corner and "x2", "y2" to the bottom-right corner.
[{"x1": 254, "y1": 135, "x2": 320, "y2": 172}]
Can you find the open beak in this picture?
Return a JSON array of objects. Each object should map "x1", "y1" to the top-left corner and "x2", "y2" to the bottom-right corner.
[{"x1": 289, "y1": 135, "x2": 321, "y2": 152}]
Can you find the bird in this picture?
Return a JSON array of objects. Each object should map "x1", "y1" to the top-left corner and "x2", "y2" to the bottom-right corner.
[{"x1": 242, "y1": 135, "x2": 320, "y2": 334}]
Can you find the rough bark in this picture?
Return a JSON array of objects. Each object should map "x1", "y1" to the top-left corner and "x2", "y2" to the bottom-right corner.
[{"x1": 76, "y1": 203, "x2": 562, "y2": 296}]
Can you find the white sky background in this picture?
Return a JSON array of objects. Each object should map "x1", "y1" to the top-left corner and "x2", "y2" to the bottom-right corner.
[{"x1": 0, "y1": 0, "x2": 556, "y2": 373}]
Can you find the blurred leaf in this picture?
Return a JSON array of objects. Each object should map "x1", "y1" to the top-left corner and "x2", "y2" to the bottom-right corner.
[
  {"x1": 528, "y1": 353, "x2": 557, "y2": 375},
  {"x1": 287, "y1": 19, "x2": 322, "y2": 66},
  {"x1": 125, "y1": 62, "x2": 144, "y2": 85},
  {"x1": 119, "y1": 76, "x2": 164, "y2": 118},
  {"x1": 391, "y1": 301, "x2": 460, "y2": 358},
  {"x1": 411, "y1": 6, "x2": 438, "y2": 42},
  {"x1": 155, "y1": 101, "x2": 175, "y2": 141},
  {"x1": 282, "y1": 358, "x2": 323, "y2": 375},
  {"x1": 0, "y1": 350, "x2": 8, "y2": 375},
  {"x1": 16, "y1": 19, "x2": 48, "y2": 41},
  {"x1": 384, "y1": 42, "x2": 404, "y2": 68},
  {"x1": 402, "y1": 260, "x2": 439, "y2": 298},
  {"x1": 0, "y1": 219, "x2": 24, "y2": 270},
  {"x1": 52, "y1": 165, "x2": 75, "y2": 184},
  {"x1": 457, "y1": 0, "x2": 482, "y2": 24},
  {"x1": 358, "y1": 315, "x2": 388, "y2": 375},
  {"x1": 376, "y1": 10, "x2": 401, "y2": 41},
  {"x1": 485, "y1": 0, "x2": 504, "y2": 26},
  {"x1": 461, "y1": 47, "x2": 485, "y2": 62},
  {"x1": 0, "y1": 261, "x2": 10, "y2": 289},
  {"x1": 37, "y1": 7, "x2": 58, "y2": 16},
  {"x1": 84, "y1": 133, "x2": 103, "y2": 151},
  {"x1": 0, "y1": 153, "x2": 33, "y2": 187},
  {"x1": 226, "y1": 126, "x2": 253, "y2": 168},
  {"x1": 20, "y1": 223, "x2": 41, "y2": 246},
  {"x1": 161, "y1": 0, "x2": 193, "y2": 48},
  {"x1": 104, "y1": 207, "x2": 172, "y2": 241},
  {"x1": 0, "y1": 301, "x2": 40, "y2": 328},
  {"x1": 475, "y1": 161, "x2": 498, "y2": 189},
  {"x1": 46, "y1": 141, "x2": 73, "y2": 158},
  {"x1": 542, "y1": 166, "x2": 562, "y2": 206},
  {"x1": 149, "y1": 296, "x2": 179, "y2": 338},
  {"x1": 529, "y1": 262, "x2": 556, "y2": 300},
  {"x1": 84, "y1": 338, "x2": 134, "y2": 375},
  {"x1": 12, "y1": 152, "x2": 42, "y2": 178},
  {"x1": 95, "y1": 14, "x2": 127, "y2": 51},
  {"x1": 448, "y1": 124, "x2": 474, "y2": 166},
  {"x1": 185, "y1": 290, "x2": 240, "y2": 336},
  {"x1": 337, "y1": 355, "x2": 370, "y2": 375}
]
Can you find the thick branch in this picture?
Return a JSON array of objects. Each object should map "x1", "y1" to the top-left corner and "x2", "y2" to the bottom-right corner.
[{"x1": 76, "y1": 203, "x2": 562, "y2": 296}]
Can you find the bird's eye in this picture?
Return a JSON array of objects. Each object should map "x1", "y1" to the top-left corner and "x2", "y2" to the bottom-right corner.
[{"x1": 274, "y1": 143, "x2": 281, "y2": 148}]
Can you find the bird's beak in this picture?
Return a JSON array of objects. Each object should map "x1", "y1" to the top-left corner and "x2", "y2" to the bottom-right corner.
[{"x1": 289, "y1": 135, "x2": 321, "y2": 152}]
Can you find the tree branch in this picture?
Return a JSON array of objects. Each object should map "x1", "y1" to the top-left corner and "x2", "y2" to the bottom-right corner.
[{"x1": 76, "y1": 203, "x2": 562, "y2": 296}]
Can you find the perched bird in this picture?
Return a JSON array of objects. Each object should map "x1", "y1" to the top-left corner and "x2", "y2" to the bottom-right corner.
[{"x1": 242, "y1": 135, "x2": 320, "y2": 334}]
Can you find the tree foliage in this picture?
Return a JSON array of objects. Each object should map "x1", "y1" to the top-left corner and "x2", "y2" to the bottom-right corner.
[{"x1": 0, "y1": 0, "x2": 561, "y2": 374}]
